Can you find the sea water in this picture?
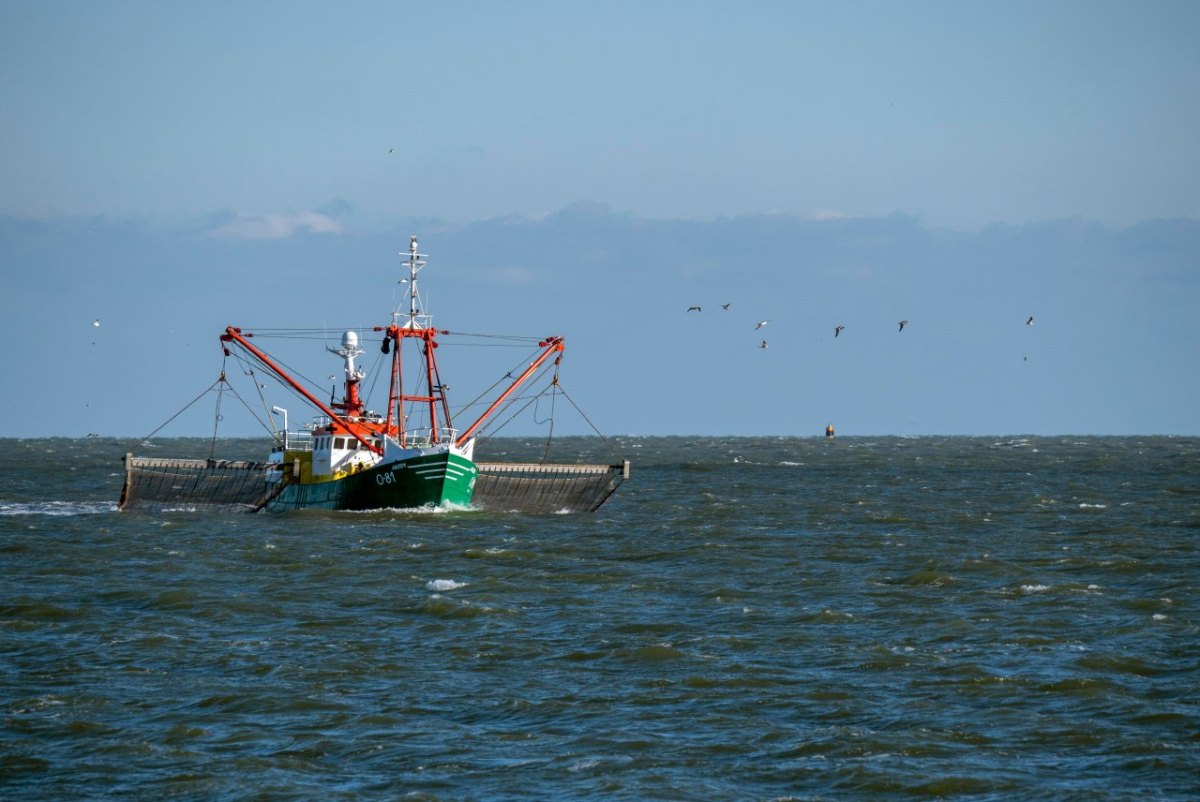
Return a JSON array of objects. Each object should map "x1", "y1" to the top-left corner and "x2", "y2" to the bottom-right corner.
[{"x1": 2, "y1": 435, "x2": 1197, "y2": 800}]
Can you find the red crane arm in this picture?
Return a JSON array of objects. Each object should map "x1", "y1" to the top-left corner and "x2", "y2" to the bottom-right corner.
[
  {"x1": 455, "y1": 337, "x2": 564, "y2": 448},
  {"x1": 221, "y1": 327, "x2": 383, "y2": 455}
]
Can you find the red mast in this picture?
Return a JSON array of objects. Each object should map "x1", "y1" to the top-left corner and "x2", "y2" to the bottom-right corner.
[
  {"x1": 223, "y1": 235, "x2": 567, "y2": 458},
  {"x1": 381, "y1": 236, "x2": 455, "y2": 448}
]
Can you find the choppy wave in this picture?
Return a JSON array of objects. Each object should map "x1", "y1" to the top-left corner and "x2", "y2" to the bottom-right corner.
[
  {"x1": 425, "y1": 578, "x2": 468, "y2": 591},
  {"x1": 0, "y1": 500, "x2": 117, "y2": 516},
  {"x1": 1, "y1": 435, "x2": 1197, "y2": 801}
]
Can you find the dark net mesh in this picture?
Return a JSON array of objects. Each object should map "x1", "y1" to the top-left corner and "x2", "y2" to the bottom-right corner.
[
  {"x1": 472, "y1": 461, "x2": 628, "y2": 513},
  {"x1": 119, "y1": 455, "x2": 280, "y2": 512},
  {"x1": 119, "y1": 454, "x2": 628, "y2": 514}
]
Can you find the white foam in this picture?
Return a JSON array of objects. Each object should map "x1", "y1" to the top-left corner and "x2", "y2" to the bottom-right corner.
[
  {"x1": 0, "y1": 501, "x2": 117, "y2": 516},
  {"x1": 426, "y1": 579, "x2": 467, "y2": 592},
  {"x1": 348, "y1": 500, "x2": 475, "y2": 515}
]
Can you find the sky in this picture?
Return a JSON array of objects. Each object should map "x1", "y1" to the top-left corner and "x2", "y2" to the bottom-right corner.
[{"x1": 1, "y1": 1, "x2": 1198, "y2": 438}]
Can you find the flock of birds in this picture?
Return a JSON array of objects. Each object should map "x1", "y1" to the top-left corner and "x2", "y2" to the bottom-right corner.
[{"x1": 685, "y1": 305, "x2": 1035, "y2": 350}]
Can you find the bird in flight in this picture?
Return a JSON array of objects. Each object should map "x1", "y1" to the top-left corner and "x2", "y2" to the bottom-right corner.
[
  {"x1": 759, "y1": 340, "x2": 769, "y2": 349},
  {"x1": 834, "y1": 325, "x2": 845, "y2": 337},
  {"x1": 898, "y1": 320, "x2": 908, "y2": 332},
  {"x1": 687, "y1": 306, "x2": 702, "y2": 312},
  {"x1": 722, "y1": 303, "x2": 731, "y2": 310},
  {"x1": 1026, "y1": 316, "x2": 1034, "y2": 326},
  {"x1": 754, "y1": 320, "x2": 769, "y2": 330}
]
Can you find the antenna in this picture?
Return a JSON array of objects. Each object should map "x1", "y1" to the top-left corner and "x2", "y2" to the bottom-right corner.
[{"x1": 400, "y1": 234, "x2": 429, "y2": 329}]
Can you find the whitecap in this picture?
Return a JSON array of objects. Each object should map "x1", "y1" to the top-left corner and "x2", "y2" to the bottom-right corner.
[
  {"x1": 338, "y1": 500, "x2": 476, "y2": 515},
  {"x1": 0, "y1": 501, "x2": 117, "y2": 517},
  {"x1": 426, "y1": 579, "x2": 467, "y2": 592}
]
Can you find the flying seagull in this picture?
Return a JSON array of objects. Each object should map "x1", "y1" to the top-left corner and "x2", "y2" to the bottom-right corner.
[
  {"x1": 1026, "y1": 316, "x2": 1034, "y2": 326},
  {"x1": 898, "y1": 320, "x2": 908, "y2": 332},
  {"x1": 834, "y1": 325, "x2": 845, "y2": 337},
  {"x1": 754, "y1": 320, "x2": 769, "y2": 330},
  {"x1": 722, "y1": 303, "x2": 731, "y2": 310},
  {"x1": 760, "y1": 340, "x2": 769, "y2": 349},
  {"x1": 687, "y1": 306, "x2": 702, "y2": 312},
  {"x1": 92, "y1": 319, "x2": 101, "y2": 327}
]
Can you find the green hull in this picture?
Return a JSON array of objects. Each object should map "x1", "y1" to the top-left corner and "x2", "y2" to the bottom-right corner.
[{"x1": 263, "y1": 451, "x2": 477, "y2": 512}]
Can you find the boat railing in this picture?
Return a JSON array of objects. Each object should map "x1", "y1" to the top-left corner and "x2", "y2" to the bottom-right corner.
[
  {"x1": 272, "y1": 430, "x2": 314, "y2": 453},
  {"x1": 307, "y1": 414, "x2": 385, "y2": 427},
  {"x1": 400, "y1": 427, "x2": 460, "y2": 449}
]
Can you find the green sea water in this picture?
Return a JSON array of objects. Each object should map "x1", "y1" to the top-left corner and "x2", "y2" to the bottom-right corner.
[{"x1": 2, "y1": 435, "x2": 1198, "y2": 800}]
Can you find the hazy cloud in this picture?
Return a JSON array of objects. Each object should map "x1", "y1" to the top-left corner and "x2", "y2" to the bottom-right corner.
[
  {"x1": 210, "y1": 212, "x2": 344, "y2": 240},
  {"x1": 4, "y1": 208, "x2": 1197, "y2": 436},
  {"x1": 811, "y1": 208, "x2": 857, "y2": 221}
]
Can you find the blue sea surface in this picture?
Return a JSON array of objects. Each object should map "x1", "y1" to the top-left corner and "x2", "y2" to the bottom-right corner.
[{"x1": 2, "y1": 435, "x2": 1198, "y2": 800}]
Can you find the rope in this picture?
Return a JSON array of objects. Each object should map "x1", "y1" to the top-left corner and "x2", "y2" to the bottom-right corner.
[
  {"x1": 208, "y1": 379, "x2": 225, "y2": 459},
  {"x1": 475, "y1": 391, "x2": 544, "y2": 445},
  {"x1": 483, "y1": 360, "x2": 558, "y2": 432},
  {"x1": 246, "y1": 364, "x2": 278, "y2": 439},
  {"x1": 452, "y1": 343, "x2": 551, "y2": 418},
  {"x1": 207, "y1": 369, "x2": 275, "y2": 459},
  {"x1": 222, "y1": 378, "x2": 277, "y2": 439},
  {"x1": 131, "y1": 374, "x2": 227, "y2": 449},
  {"x1": 540, "y1": 386, "x2": 557, "y2": 462},
  {"x1": 557, "y1": 383, "x2": 624, "y2": 462}
]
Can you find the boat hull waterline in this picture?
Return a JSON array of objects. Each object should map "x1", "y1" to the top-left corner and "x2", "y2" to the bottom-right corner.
[{"x1": 265, "y1": 450, "x2": 477, "y2": 512}]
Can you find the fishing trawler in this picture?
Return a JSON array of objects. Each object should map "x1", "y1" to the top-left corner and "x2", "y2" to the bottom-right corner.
[{"x1": 120, "y1": 236, "x2": 627, "y2": 514}]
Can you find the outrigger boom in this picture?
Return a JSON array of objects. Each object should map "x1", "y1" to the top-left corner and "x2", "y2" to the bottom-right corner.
[
  {"x1": 221, "y1": 326, "x2": 383, "y2": 455},
  {"x1": 455, "y1": 336, "x2": 564, "y2": 447}
]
